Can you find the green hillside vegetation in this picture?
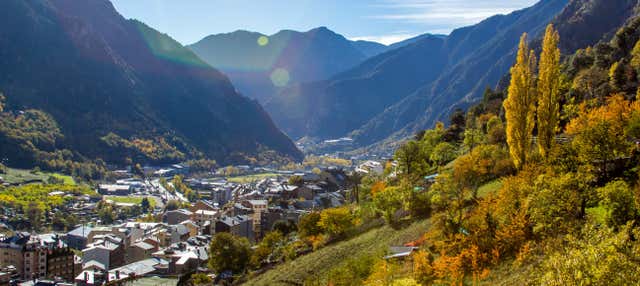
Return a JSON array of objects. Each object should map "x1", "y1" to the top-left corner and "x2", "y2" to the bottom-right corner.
[
  {"x1": 246, "y1": 220, "x2": 431, "y2": 286},
  {"x1": 1, "y1": 167, "x2": 74, "y2": 185},
  {"x1": 239, "y1": 21, "x2": 640, "y2": 285}
]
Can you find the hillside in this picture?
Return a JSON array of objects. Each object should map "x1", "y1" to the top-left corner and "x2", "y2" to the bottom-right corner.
[
  {"x1": 245, "y1": 220, "x2": 431, "y2": 286},
  {"x1": 238, "y1": 8, "x2": 640, "y2": 285},
  {"x1": 189, "y1": 28, "x2": 387, "y2": 103},
  {"x1": 0, "y1": 0, "x2": 302, "y2": 169},
  {"x1": 265, "y1": 0, "x2": 569, "y2": 143}
]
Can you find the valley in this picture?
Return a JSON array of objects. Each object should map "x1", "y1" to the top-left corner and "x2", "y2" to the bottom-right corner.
[{"x1": 2, "y1": 0, "x2": 640, "y2": 285}]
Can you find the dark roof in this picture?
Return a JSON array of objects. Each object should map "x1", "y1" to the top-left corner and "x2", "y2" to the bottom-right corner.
[{"x1": 68, "y1": 225, "x2": 93, "y2": 238}]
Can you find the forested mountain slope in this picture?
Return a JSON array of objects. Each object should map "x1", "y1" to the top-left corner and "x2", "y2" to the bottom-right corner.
[{"x1": 0, "y1": 0, "x2": 302, "y2": 169}]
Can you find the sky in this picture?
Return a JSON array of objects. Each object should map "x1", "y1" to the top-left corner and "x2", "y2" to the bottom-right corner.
[{"x1": 111, "y1": 0, "x2": 539, "y2": 46}]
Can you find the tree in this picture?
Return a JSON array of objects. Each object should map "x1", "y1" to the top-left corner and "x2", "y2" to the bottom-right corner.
[
  {"x1": 395, "y1": 140, "x2": 426, "y2": 179},
  {"x1": 140, "y1": 197, "x2": 151, "y2": 213},
  {"x1": 373, "y1": 186, "x2": 406, "y2": 224},
  {"x1": 288, "y1": 175, "x2": 304, "y2": 186},
  {"x1": 208, "y1": 232, "x2": 251, "y2": 274},
  {"x1": 26, "y1": 202, "x2": 44, "y2": 231},
  {"x1": 318, "y1": 207, "x2": 355, "y2": 237},
  {"x1": 133, "y1": 163, "x2": 145, "y2": 178},
  {"x1": 298, "y1": 212, "x2": 323, "y2": 238},
  {"x1": 566, "y1": 94, "x2": 637, "y2": 179},
  {"x1": 251, "y1": 231, "x2": 285, "y2": 267},
  {"x1": 430, "y1": 142, "x2": 457, "y2": 166},
  {"x1": 537, "y1": 24, "x2": 561, "y2": 159},
  {"x1": 189, "y1": 273, "x2": 212, "y2": 285},
  {"x1": 631, "y1": 39, "x2": 640, "y2": 71},
  {"x1": 165, "y1": 200, "x2": 180, "y2": 211},
  {"x1": 504, "y1": 33, "x2": 537, "y2": 169},
  {"x1": 347, "y1": 172, "x2": 363, "y2": 203}
]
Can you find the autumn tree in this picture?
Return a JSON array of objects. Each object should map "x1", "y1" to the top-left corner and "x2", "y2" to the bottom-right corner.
[
  {"x1": 537, "y1": 24, "x2": 561, "y2": 159},
  {"x1": 318, "y1": 207, "x2": 356, "y2": 237},
  {"x1": 566, "y1": 94, "x2": 638, "y2": 179},
  {"x1": 504, "y1": 33, "x2": 537, "y2": 169},
  {"x1": 208, "y1": 232, "x2": 252, "y2": 274},
  {"x1": 297, "y1": 212, "x2": 323, "y2": 238}
]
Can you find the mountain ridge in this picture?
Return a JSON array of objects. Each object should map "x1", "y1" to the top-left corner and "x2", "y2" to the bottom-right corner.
[{"x1": 0, "y1": 0, "x2": 303, "y2": 167}]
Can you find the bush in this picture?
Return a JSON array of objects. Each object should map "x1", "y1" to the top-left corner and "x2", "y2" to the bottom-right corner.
[{"x1": 597, "y1": 180, "x2": 639, "y2": 228}]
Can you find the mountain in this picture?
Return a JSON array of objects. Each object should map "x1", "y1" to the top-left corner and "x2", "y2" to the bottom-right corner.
[
  {"x1": 357, "y1": 0, "x2": 639, "y2": 148},
  {"x1": 188, "y1": 27, "x2": 388, "y2": 102},
  {"x1": 265, "y1": 0, "x2": 570, "y2": 144},
  {"x1": 0, "y1": 0, "x2": 303, "y2": 167}
]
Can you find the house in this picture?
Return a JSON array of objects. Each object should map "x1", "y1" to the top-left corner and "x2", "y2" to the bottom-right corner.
[
  {"x1": 215, "y1": 215, "x2": 254, "y2": 241},
  {"x1": 180, "y1": 220, "x2": 200, "y2": 237},
  {"x1": 75, "y1": 258, "x2": 167, "y2": 286},
  {"x1": 126, "y1": 241, "x2": 157, "y2": 264},
  {"x1": 383, "y1": 246, "x2": 419, "y2": 260},
  {"x1": 163, "y1": 209, "x2": 193, "y2": 225},
  {"x1": 82, "y1": 235, "x2": 125, "y2": 270},
  {"x1": 192, "y1": 210, "x2": 218, "y2": 227},
  {"x1": 285, "y1": 186, "x2": 314, "y2": 200},
  {"x1": 357, "y1": 160, "x2": 384, "y2": 175},
  {"x1": 189, "y1": 200, "x2": 217, "y2": 213},
  {"x1": 65, "y1": 225, "x2": 92, "y2": 250},
  {"x1": 152, "y1": 239, "x2": 208, "y2": 275}
]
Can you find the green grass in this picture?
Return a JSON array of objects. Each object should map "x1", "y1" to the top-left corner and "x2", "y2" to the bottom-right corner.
[
  {"x1": 1, "y1": 168, "x2": 75, "y2": 185},
  {"x1": 49, "y1": 173, "x2": 75, "y2": 185},
  {"x1": 104, "y1": 196, "x2": 156, "y2": 207},
  {"x1": 227, "y1": 173, "x2": 280, "y2": 183},
  {"x1": 245, "y1": 219, "x2": 432, "y2": 286}
]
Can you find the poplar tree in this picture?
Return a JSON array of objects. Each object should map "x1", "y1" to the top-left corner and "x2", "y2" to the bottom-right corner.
[
  {"x1": 504, "y1": 33, "x2": 537, "y2": 169},
  {"x1": 537, "y1": 24, "x2": 561, "y2": 159}
]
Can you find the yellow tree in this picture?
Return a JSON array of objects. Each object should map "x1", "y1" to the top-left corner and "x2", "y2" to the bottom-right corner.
[
  {"x1": 504, "y1": 33, "x2": 537, "y2": 169},
  {"x1": 537, "y1": 24, "x2": 561, "y2": 159}
]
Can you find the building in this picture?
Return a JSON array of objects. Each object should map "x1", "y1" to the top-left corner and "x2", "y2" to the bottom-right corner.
[
  {"x1": 242, "y1": 200, "x2": 268, "y2": 238},
  {"x1": 64, "y1": 225, "x2": 92, "y2": 250},
  {"x1": 82, "y1": 235, "x2": 125, "y2": 270},
  {"x1": 0, "y1": 233, "x2": 75, "y2": 282},
  {"x1": 215, "y1": 215, "x2": 254, "y2": 241},
  {"x1": 126, "y1": 241, "x2": 157, "y2": 264},
  {"x1": 193, "y1": 210, "x2": 218, "y2": 227},
  {"x1": 97, "y1": 184, "x2": 132, "y2": 196},
  {"x1": 163, "y1": 209, "x2": 193, "y2": 225}
]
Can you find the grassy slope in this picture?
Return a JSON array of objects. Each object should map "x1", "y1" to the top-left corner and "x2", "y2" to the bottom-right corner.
[
  {"x1": 245, "y1": 219, "x2": 431, "y2": 286},
  {"x1": 2, "y1": 168, "x2": 75, "y2": 185}
]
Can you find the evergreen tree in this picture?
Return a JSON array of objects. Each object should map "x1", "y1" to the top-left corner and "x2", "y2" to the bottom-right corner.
[
  {"x1": 504, "y1": 33, "x2": 537, "y2": 169},
  {"x1": 537, "y1": 24, "x2": 561, "y2": 159}
]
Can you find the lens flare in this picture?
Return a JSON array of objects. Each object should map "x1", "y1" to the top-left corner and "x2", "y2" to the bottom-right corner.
[
  {"x1": 270, "y1": 68, "x2": 290, "y2": 87},
  {"x1": 257, "y1": 35, "x2": 269, "y2": 46}
]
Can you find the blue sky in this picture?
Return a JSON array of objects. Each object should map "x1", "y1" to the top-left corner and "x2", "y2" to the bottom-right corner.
[{"x1": 111, "y1": 0, "x2": 538, "y2": 45}]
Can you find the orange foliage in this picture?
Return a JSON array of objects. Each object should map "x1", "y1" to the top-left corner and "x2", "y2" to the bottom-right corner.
[
  {"x1": 566, "y1": 93, "x2": 640, "y2": 135},
  {"x1": 370, "y1": 181, "x2": 387, "y2": 196}
]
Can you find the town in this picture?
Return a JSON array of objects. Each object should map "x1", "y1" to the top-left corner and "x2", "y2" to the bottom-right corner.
[{"x1": 0, "y1": 159, "x2": 393, "y2": 286}]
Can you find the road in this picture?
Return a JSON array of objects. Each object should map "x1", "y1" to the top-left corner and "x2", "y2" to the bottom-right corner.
[{"x1": 148, "y1": 179, "x2": 189, "y2": 203}]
